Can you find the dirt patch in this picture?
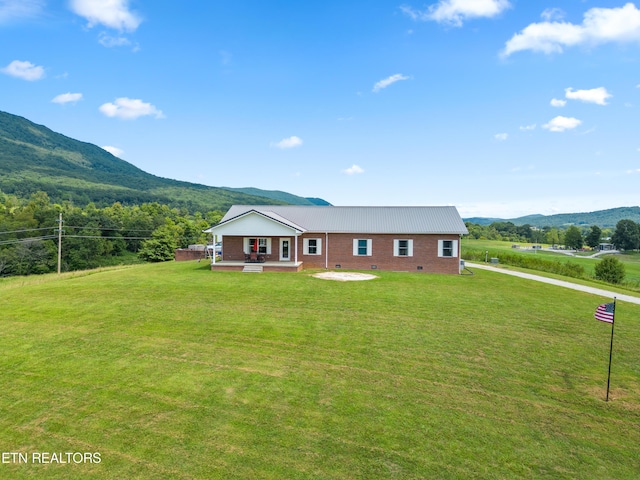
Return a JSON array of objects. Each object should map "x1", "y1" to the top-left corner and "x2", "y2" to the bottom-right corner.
[{"x1": 312, "y1": 272, "x2": 378, "y2": 281}]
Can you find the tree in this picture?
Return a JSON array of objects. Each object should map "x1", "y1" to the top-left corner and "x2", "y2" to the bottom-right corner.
[
  {"x1": 594, "y1": 256, "x2": 625, "y2": 284},
  {"x1": 138, "y1": 220, "x2": 182, "y2": 262},
  {"x1": 611, "y1": 219, "x2": 640, "y2": 251},
  {"x1": 564, "y1": 226, "x2": 583, "y2": 250},
  {"x1": 585, "y1": 225, "x2": 602, "y2": 249},
  {"x1": 545, "y1": 228, "x2": 560, "y2": 246}
]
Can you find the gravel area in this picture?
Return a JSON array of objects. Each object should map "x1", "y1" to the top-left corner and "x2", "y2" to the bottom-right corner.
[{"x1": 312, "y1": 272, "x2": 378, "y2": 281}]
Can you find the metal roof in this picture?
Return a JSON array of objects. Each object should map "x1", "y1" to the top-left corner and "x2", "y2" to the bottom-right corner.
[{"x1": 217, "y1": 206, "x2": 468, "y2": 235}]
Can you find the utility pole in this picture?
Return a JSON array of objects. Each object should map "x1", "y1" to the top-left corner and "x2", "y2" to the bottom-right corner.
[{"x1": 57, "y1": 213, "x2": 63, "y2": 274}]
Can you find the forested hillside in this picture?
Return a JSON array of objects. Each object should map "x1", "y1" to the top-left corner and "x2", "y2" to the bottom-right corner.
[
  {"x1": 465, "y1": 206, "x2": 640, "y2": 229},
  {"x1": 0, "y1": 110, "x2": 322, "y2": 211},
  {"x1": 0, "y1": 190, "x2": 220, "y2": 276}
]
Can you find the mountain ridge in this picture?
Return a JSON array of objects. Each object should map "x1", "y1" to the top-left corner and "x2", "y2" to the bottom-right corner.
[
  {"x1": 465, "y1": 206, "x2": 640, "y2": 229},
  {"x1": 0, "y1": 110, "x2": 329, "y2": 211}
]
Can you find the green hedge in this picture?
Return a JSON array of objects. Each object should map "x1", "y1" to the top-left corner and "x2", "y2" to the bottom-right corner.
[{"x1": 462, "y1": 249, "x2": 586, "y2": 278}]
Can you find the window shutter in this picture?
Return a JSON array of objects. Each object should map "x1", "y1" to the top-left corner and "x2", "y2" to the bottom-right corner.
[
  {"x1": 353, "y1": 239, "x2": 359, "y2": 256},
  {"x1": 367, "y1": 239, "x2": 372, "y2": 256},
  {"x1": 266, "y1": 238, "x2": 272, "y2": 254},
  {"x1": 316, "y1": 238, "x2": 322, "y2": 255},
  {"x1": 243, "y1": 238, "x2": 250, "y2": 254},
  {"x1": 437, "y1": 240, "x2": 444, "y2": 257},
  {"x1": 303, "y1": 238, "x2": 309, "y2": 255},
  {"x1": 451, "y1": 240, "x2": 458, "y2": 258},
  {"x1": 408, "y1": 239, "x2": 414, "y2": 257}
]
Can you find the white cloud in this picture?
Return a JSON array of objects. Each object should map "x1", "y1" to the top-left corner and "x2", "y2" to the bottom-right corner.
[
  {"x1": 565, "y1": 87, "x2": 612, "y2": 105},
  {"x1": 626, "y1": 168, "x2": 640, "y2": 174},
  {"x1": 502, "y1": 3, "x2": 640, "y2": 57},
  {"x1": 494, "y1": 133, "x2": 508, "y2": 141},
  {"x1": 0, "y1": 0, "x2": 44, "y2": 23},
  {"x1": 1, "y1": 60, "x2": 44, "y2": 80},
  {"x1": 98, "y1": 32, "x2": 131, "y2": 47},
  {"x1": 519, "y1": 124, "x2": 536, "y2": 131},
  {"x1": 69, "y1": 0, "x2": 141, "y2": 32},
  {"x1": 102, "y1": 146, "x2": 124, "y2": 157},
  {"x1": 401, "y1": 0, "x2": 511, "y2": 27},
  {"x1": 541, "y1": 8, "x2": 564, "y2": 22},
  {"x1": 372, "y1": 73, "x2": 410, "y2": 93},
  {"x1": 542, "y1": 116, "x2": 582, "y2": 132},
  {"x1": 550, "y1": 98, "x2": 566, "y2": 107},
  {"x1": 343, "y1": 164, "x2": 365, "y2": 175},
  {"x1": 99, "y1": 98, "x2": 164, "y2": 120},
  {"x1": 52, "y1": 92, "x2": 83, "y2": 104},
  {"x1": 270, "y1": 136, "x2": 303, "y2": 149}
]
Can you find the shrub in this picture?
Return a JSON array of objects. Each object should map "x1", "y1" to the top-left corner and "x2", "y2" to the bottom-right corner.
[{"x1": 594, "y1": 256, "x2": 625, "y2": 284}]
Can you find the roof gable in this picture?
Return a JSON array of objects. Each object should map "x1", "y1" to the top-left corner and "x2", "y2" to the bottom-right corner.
[{"x1": 205, "y1": 209, "x2": 306, "y2": 235}]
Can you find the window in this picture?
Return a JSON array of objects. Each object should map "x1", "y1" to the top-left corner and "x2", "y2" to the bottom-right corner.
[
  {"x1": 244, "y1": 238, "x2": 271, "y2": 254},
  {"x1": 353, "y1": 239, "x2": 372, "y2": 256},
  {"x1": 438, "y1": 239, "x2": 458, "y2": 258},
  {"x1": 394, "y1": 239, "x2": 413, "y2": 257},
  {"x1": 303, "y1": 238, "x2": 322, "y2": 255}
]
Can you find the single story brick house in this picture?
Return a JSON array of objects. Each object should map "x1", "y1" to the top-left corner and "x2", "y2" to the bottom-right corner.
[{"x1": 204, "y1": 205, "x2": 468, "y2": 273}]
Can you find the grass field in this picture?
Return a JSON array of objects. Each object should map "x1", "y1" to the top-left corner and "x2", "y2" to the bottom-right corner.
[
  {"x1": 462, "y1": 238, "x2": 640, "y2": 287},
  {"x1": 1, "y1": 262, "x2": 640, "y2": 479}
]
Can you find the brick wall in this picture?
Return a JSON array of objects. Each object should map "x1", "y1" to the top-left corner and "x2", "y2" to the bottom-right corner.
[
  {"x1": 220, "y1": 233, "x2": 461, "y2": 273},
  {"x1": 319, "y1": 233, "x2": 461, "y2": 274},
  {"x1": 174, "y1": 249, "x2": 205, "y2": 261}
]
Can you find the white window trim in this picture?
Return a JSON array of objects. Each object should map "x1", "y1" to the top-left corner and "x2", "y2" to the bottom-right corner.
[
  {"x1": 393, "y1": 239, "x2": 413, "y2": 257},
  {"x1": 303, "y1": 238, "x2": 323, "y2": 255},
  {"x1": 353, "y1": 238, "x2": 372, "y2": 256},
  {"x1": 243, "y1": 237, "x2": 272, "y2": 255},
  {"x1": 438, "y1": 239, "x2": 458, "y2": 258}
]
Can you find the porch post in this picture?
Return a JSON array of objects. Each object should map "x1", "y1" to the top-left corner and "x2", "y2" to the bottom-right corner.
[
  {"x1": 212, "y1": 234, "x2": 216, "y2": 265},
  {"x1": 295, "y1": 233, "x2": 298, "y2": 264}
]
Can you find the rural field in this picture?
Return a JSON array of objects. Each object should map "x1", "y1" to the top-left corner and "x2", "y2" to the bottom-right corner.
[
  {"x1": 462, "y1": 238, "x2": 640, "y2": 289},
  {"x1": 1, "y1": 262, "x2": 639, "y2": 479}
]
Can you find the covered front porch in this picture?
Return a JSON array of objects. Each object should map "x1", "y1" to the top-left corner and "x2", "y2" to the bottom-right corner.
[
  {"x1": 203, "y1": 209, "x2": 307, "y2": 272},
  {"x1": 210, "y1": 260, "x2": 304, "y2": 272}
]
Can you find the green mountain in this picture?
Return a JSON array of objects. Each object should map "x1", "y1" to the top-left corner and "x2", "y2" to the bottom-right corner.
[
  {"x1": 0, "y1": 110, "x2": 327, "y2": 211},
  {"x1": 220, "y1": 187, "x2": 332, "y2": 206},
  {"x1": 465, "y1": 207, "x2": 640, "y2": 229}
]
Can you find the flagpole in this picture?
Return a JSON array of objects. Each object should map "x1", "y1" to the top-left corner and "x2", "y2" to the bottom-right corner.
[{"x1": 605, "y1": 297, "x2": 616, "y2": 402}]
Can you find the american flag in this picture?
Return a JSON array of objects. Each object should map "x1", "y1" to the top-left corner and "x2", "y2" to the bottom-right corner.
[{"x1": 594, "y1": 302, "x2": 615, "y2": 324}]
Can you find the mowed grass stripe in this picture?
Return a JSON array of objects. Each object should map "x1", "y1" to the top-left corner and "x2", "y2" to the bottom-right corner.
[{"x1": 1, "y1": 261, "x2": 639, "y2": 479}]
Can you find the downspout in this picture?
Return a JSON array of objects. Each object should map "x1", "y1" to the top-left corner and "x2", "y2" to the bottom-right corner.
[{"x1": 325, "y1": 232, "x2": 328, "y2": 269}]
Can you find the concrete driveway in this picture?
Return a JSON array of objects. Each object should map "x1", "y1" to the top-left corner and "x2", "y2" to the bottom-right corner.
[{"x1": 466, "y1": 262, "x2": 640, "y2": 305}]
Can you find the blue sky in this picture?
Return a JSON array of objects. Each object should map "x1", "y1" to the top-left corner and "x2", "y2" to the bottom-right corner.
[{"x1": 1, "y1": 0, "x2": 639, "y2": 218}]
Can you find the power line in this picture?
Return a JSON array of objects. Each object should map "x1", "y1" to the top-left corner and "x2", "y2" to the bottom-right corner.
[
  {"x1": 64, "y1": 235, "x2": 152, "y2": 240},
  {"x1": 0, "y1": 235, "x2": 58, "y2": 245},
  {"x1": 0, "y1": 226, "x2": 57, "y2": 236},
  {"x1": 65, "y1": 226, "x2": 155, "y2": 232}
]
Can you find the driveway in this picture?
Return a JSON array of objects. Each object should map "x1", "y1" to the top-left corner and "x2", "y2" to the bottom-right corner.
[{"x1": 466, "y1": 262, "x2": 640, "y2": 305}]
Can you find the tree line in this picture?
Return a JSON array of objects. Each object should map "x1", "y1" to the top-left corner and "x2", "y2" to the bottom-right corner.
[
  {"x1": 465, "y1": 220, "x2": 640, "y2": 251},
  {"x1": 0, "y1": 190, "x2": 223, "y2": 276}
]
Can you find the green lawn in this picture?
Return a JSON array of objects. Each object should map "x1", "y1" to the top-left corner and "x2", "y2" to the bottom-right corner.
[
  {"x1": 463, "y1": 238, "x2": 640, "y2": 287},
  {"x1": 1, "y1": 262, "x2": 639, "y2": 479}
]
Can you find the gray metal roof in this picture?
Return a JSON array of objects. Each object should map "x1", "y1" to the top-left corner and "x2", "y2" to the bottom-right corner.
[{"x1": 218, "y1": 206, "x2": 468, "y2": 235}]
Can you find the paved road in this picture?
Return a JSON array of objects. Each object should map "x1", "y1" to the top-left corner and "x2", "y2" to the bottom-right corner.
[{"x1": 466, "y1": 262, "x2": 640, "y2": 305}]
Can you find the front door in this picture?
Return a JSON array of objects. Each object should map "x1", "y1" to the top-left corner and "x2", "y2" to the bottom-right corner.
[{"x1": 280, "y1": 238, "x2": 290, "y2": 261}]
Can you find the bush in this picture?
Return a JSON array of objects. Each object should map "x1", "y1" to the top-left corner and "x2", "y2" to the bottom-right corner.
[{"x1": 594, "y1": 256, "x2": 625, "y2": 284}]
